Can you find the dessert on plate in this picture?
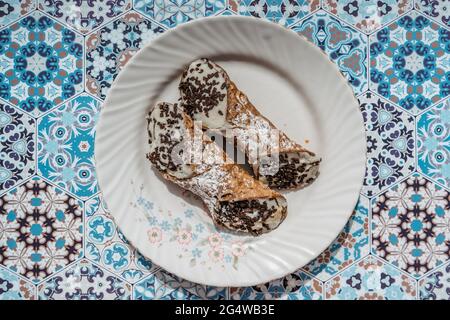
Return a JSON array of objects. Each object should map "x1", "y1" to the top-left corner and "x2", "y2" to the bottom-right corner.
[
  {"x1": 179, "y1": 58, "x2": 321, "y2": 190},
  {"x1": 146, "y1": 102, "x2": 287, "y2": 236}
]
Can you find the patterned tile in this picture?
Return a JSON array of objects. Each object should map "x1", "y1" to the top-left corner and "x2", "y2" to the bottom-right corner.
[
  {"x1": 229, "y1": 0, "x2": 319, "y2": 27},
  {"x1": 419, "y1": 261, "x2": 450, "y2": 300},
  {"x1": 372, "y1": 173, "x2": 450, "y2": 278},
  {"x1": 229, "y1": 270, "x2": 322, "y2": 300},
  {"x1": 302, "y1": 197, "x2": 369, "y2": 281},
  {"x1": 369, "y1": 12, "x2": 450, "y2": 115},
  {"x1": 134, "y1": 269, "x2": 227, "y2": 300},
  {"x1": 0, "y1": 102, "x2": 35, "y2": 192},
  {"x1": 325, "y1": 255, "x2": 416, "y2": 300},
  {"x1": 0, "y1": 0, "x2": 36, "y2": 27},
  {"x1": 0, "y1": 265, "x2": 35, "y2": 300},
  {"x1": 417, "y1": 99, "x2": 450, "y2": 189},
  {"x1": 85, "y1": 11, "x2": 165, "y2": 100},
  {"x1": 85, "y1": 195, "x2": 157, "y2": 283},
  {"x1": 359, "y1": 91, "x2": 415, "y2": 197},
  {"x1": 37, "y1": 94, "x2": 100, "y2": 199},
  {"x1": 133, "y1": 0, "x2": 225, "y2": 28},
  {"x1": 291, "y1": 10, "x2": 368, "y2": 95},
  {"x1": 0, "y1": 12, "x2": 84, "y2": 116},
  {"x1": 38, "y1": 0, "x2": 132, "y2": 34},
  {"x1": 38, "y1": 259, "x2": 132, "y2": 300},
  {"x1": 323, "y1": 0, "x2": 413, "y2": 34},
  {"x1": 0, "y1": 176, "x2": 83, "y2": 283},
  {"x1": 416, "y1": 0, "x2": 450, "y2": 28}
]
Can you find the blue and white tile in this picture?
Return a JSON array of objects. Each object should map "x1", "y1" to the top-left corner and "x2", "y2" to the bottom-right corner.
[
  {"x1": 325, "y1": 255, "x2": 417, "y2": 300},
  {"x1": 359, "y1": 91, "x2": 415, "y2": 197},
  {"x1": 229, "y1": 0, "x2": 320, "y2": 27},
  {"x1": 37, "y1": 93, "x2": 101, "y2": 199},
  {"x1": 85, "y1": 11, "x2": 165, "y2": 100},
  {"x1": 419, "y1": 261, "x2": 450, "y2": 300},
  {"x1": 369, "y1": 11, "x2": 450, "y2": 114},
  {"x1": 416, "y1": 0, "x2": 450, "y2": 28},
  {"x1": 417, "y1": 98, "x2": 450, "y2": 189},
  {"x1": 0, "y1": 176, "x2": 83, "y2": 283},
  {"x1": 0, "y1": 0, "x2": 36, "y2": 28},
  {"x1": 372, "y1": 173, "x2": 450, "y2": 278},
  {"x1": 38, "y1": 0, "x2": 132, "y2": 34},
  {"x1": 0, "y1": 11, "x2": 84, "y2": 116},
  {"x1": 291, "y1": 10, "x2": 368, "y2": 95},
  {"x1": 85, "y1": 194, "x2": 158, "y2": 283},
  {"x1": 134, "y1": 269, "x2": 227, "y2": 300},
  {"x1": 38, "y1": 259, "x2": 132, "y2": 300},
  {"x1": 323, "y1": 0, "x2": 413, "y2": 34},
  {"x1": 302, "y1": 197, "x2": 369, "y2": 281},
  {"x1": 230, "y1": 270, "x2": 322, "y2": 300},
  {"x1": 0, "y1": 102, "x2": 35, "y2": 193},
  {"x1": 0, "y1": 265, "x2": 35, "y2": 300},
  {"x1": 134, "y1": 0, "x2": 225, "y2": 28}
]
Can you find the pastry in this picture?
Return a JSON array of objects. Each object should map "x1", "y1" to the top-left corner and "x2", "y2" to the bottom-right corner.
[
  {"x1": 146, "y1": 102, "x2": 287, "y2": 236},
  {"x1": 179, "y1": 58, "x2": 321, "y2": 190}
]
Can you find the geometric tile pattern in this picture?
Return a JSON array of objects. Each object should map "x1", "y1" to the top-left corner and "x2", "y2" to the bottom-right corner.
[
  {"x1": 292, "y1": 10, "x2": 368, "y2": 95},
  {"x1": 229, "y1": 0, "x2": 320, "y2": 27},
  {"x1": 84, "y1": 195, "x2": 158, "y2": 283},
  {"x1": 325, "y1": 255, "x2": 416, "y2": 300},
  {"x1": 37, "y1": 259, "x2": 132, "y2": 300},
  {"x1": 359, "y1": 92, "x2": 415, "y2": 197},
  {"x1": 134, "y1": 0, "x2": 225, "y2": 28},
  {"x1": 38, "y1": 94, "x2": 100, "y2": 199},
  {"x1": 85, "y1": 11, "x2": 165, "y2": 100},
  {"x1": 0, "y1": 176, "x2": 83, "y2": 283},
  {"x1": 369, "y1": 12, "x2": 450, "y2": 114},
  {"x1": 38, "y1": 0, "x2": 132, "y2": 34},
  {"x1": 0, "y1": 12, "x2": 84, "y2": 116},
  {"x1": 0, "y1": 2, "x2": 449, "y2": 300},
  {"x1": 372, "y1": 173, "x2": 450, "y2": 278},
  {"x1": 0, "y1": 102, "x2": 35, "y2": 192},
  {"x1": 323, "y1": 0, "x2": 413, "y2": 34},
  {"x1": 417, "y1": 98, "x2": 450, "y2": 189}
]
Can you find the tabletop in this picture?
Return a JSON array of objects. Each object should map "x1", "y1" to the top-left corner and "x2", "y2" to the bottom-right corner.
[{"x1": 0, "y1": 0, "x2": 449, "y2": 300}]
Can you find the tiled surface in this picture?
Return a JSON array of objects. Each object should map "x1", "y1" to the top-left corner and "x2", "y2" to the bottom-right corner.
[{"x1": 0, "y1": 1, "x2": 449, "y2": 300}]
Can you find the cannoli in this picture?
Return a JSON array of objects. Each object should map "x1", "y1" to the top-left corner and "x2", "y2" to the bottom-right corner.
[
  {"x1": 146, "y1": 102, "x2": 287, "y2": 236},
  {"x1": 179, "y1": 58, "x2": 321, "y2": 190}
]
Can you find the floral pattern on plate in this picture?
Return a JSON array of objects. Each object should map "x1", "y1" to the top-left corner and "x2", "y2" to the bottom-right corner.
[
  {"x1": 302, "y1": 197, "x2": 369, "y2": 281},
  {"x1": 38, "y1": 259, "x2": 132, "y2": 300},
  {"x1": 37, "y1": 94, "x2": 101, "y2": 199},
  {"x1": 417, "y1": 99, "x2": 450, "y2": 189},
  {"x1": 372, "y1": 173, "x2": 450, "y2": 278},
  {"x1": 323, "y1": 0, "x2": 413, "y2": 34},
  {"x1": 0, "y1": 102, "x2": 35, "y2": 192},
  {"x1": 0, "y1": 12, "x2": 83, "y2": 116},
  {"x1": 38, "y1": 0, "x2": 132, "y2": 34},
  {"x1": 369, "y1": 12, "x2": 450, "y2": 114},
  {"x1": 291, "y1": 11, "x2": 368, "y2": 95},
  {"x1": 359, "y1": 91, "x2": 415, "y2": 197},
  {"x1": 85, "y1": 194, "x2": 158, "y2": 283},
  {"x1": 325, "y1": 255, "x2": 416, "y2": 300},
  {"x1": 85, "y1": 11, "x2": 165, "y2": 100},
  {"x1": 0, "y1": 176, "x2": 83, "y2": 283}
]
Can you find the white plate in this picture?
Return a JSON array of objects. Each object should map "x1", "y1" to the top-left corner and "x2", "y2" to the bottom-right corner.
[{"x1": 95, "y1": 16, "x2": 366, "y2": 287}]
